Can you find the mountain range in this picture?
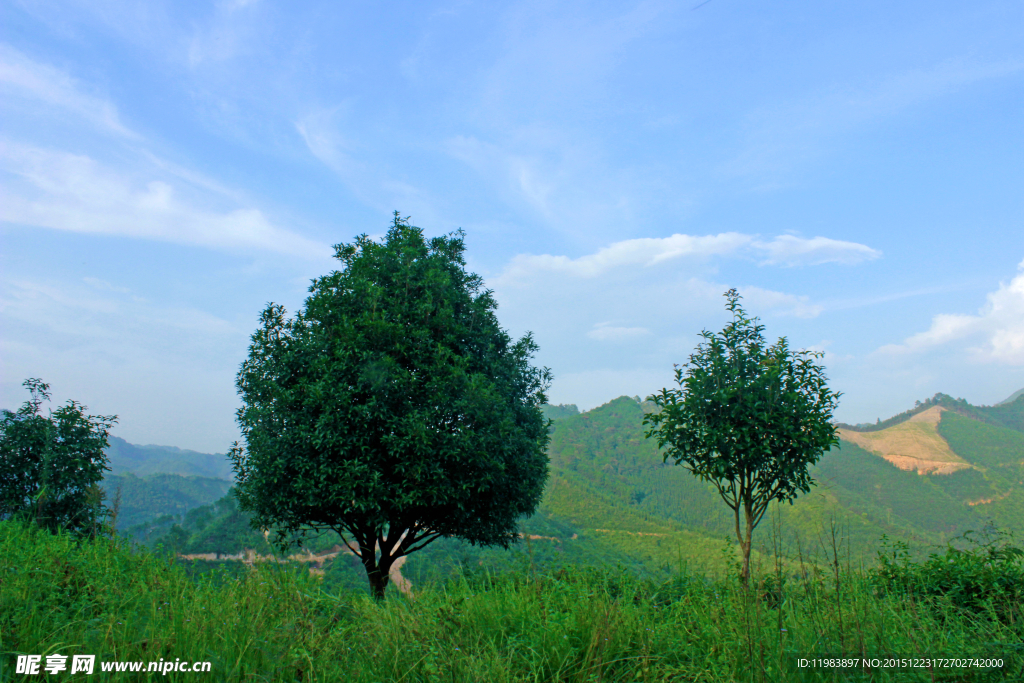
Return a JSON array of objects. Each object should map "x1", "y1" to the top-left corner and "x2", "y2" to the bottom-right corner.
[{"x1": 100, "y1": 389, "x2": 1024, "y2": 590}]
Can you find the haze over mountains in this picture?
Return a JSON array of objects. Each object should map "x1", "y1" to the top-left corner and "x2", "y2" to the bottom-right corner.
[
  {"x1": 101, "y1": 388, "x2": 1024, "y2": 590},
  {"x1": 105, "y1": 437, "x2": 233, "y2": 480}
]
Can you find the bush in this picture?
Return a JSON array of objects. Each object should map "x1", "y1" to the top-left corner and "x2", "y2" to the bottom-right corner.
[{"x1": 874, "y1": 525, "x2": 1024, "y2": 620}]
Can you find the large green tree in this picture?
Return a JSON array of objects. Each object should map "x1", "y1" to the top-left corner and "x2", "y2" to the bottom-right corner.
[
  {"x1": 0, "y1": 379, "x2": 117, "y2": 536},
  {"x1": 230, "y1": 213, "x2": 551, "y2": 599},
  {"x1": 643, "y1": 290, "x2": 840, "y2": 583}
]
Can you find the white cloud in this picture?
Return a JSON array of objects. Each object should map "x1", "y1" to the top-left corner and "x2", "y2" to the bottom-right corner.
[
  {"x1": 83, "y1": 277, "x2": 132, "y2": 295},
  {"x1": 498, "y1": 232, "x2": 751, "y2": 281},
  {"x1": 739, "y1": 286, "x2": 823, "y2": 319},
  {"x1": 0, "y1": 43, "x2": 138, "y2": 139},
  {"x1": 753, "y1": 235, "x2": 881, "y2": 266},
  {"x1": 587, "y1": 322, "x2": 651, "y2": 342},
  {"x1": 0, "y1": 142, "x2": 330, "y2": 260},
  {"x1": 878, "y1": 260, "x2": 1024, "y2": 364},
  {"x1": 495, "y1": 232, "x2": 878, "y2": 283}
]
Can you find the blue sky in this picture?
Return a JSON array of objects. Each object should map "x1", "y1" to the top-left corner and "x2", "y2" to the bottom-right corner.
[{"x1": 2, "y1": 0, "x2": 1023, "y2": 453}]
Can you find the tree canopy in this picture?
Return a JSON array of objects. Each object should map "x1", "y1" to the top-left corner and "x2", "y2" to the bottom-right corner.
[
  {"x1": 230, "y1": 213, "x2": 551, "y2": 598},
  {"x1": 0, "y1": 378, "x2": 117, "y2": 536},
  {"x1": 643, "y1": 289, "x2": 840, "y2": 583}
]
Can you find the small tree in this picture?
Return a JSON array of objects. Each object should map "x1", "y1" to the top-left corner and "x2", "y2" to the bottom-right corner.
[
  {"x1": 643, "y1": 290, "x2": 840, "y2": 583},
  {"x1": 0, "y1": 379, "x2": 117, "y2": 536},
  {"x1": 230, "y1": 213, "x2": 551, "y2": 599}
]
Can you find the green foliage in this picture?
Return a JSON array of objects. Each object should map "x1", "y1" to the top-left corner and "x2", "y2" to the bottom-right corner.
[
  {"x1": 136, "y1": 491, "x2": 276, "y2": 557},
  {"x1": 816, "y1": 440, "x2": 975, "y2": 536},
  {"x1": 100, "y1": 473, "x2": 232, "y2": 530},
  {"x1": 927, "y1": 468, "x2": 1000, "y2": 504},
  {"x1": 179, "y1": 497, "x2": 276, "y2": 556},
  {"x1": 0, "y1": 379, "x2": 117, "y2": 536},
  {"x1": 938, "y1": 411, "x2": 1024, "y2": 478},
  {"x1": 875, "y1": 525, "x2": 1024, "y2": 621},
  {"x1": 3, "y1": 519, "x2": 1021, "y2": 682},
  {"x1": 979, "y1": 393, "x2": 1024, "y2": 434},
  {"x1": 644, "y1": 290, "x2": 840, "y2": 581},
  {"x1": 230, "y1": 213, "x2": 551, "y2": 598}
]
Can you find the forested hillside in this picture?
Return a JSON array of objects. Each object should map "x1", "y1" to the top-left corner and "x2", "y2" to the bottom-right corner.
[
  {"x1": 100, "y1": 473, "x2": 232, "y2": 531},
  {"x1": 113, "y1": 391, "x2": 1024, "y2": 595},
  {"x1": 105, "y1": 436, "x2": 234, "y2": 479}
]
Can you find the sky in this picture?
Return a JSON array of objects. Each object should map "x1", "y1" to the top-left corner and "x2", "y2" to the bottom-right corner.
[{"x1": 2, "y1": 0, "x2": 1023, "y2": 453}]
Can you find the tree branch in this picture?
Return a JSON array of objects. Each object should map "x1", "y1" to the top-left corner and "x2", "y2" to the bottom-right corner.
[{"x1": 403, "y1": 531, "x2": 444, "y2": 555}]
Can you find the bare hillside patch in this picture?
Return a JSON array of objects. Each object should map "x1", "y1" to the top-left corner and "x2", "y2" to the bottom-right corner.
[{"x1": 839, "y1": 407, "x2": 971, "y2": 475}]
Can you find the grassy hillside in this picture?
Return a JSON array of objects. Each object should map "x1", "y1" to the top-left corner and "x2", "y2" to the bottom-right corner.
[
  {"x1": 810, "y1": 441, "x2": 976, "y2": 538},
  {"x1": 3, "y1": 520, "x2": 1021, "y2": 682},
  {"x1": 538, "y1": 397, "x2": 1013, "y2": 565}
]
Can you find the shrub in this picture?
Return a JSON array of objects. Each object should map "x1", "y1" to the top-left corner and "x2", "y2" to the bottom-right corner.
[{"x1": 874, "y1": 525, "x2": 1024, "y2": 621}]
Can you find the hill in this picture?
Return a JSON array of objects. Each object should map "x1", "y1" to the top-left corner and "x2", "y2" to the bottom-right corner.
[
  {"x1": 997, "y1": 387, "x2": 1024, "y2": 405},
  {"x1": 838, "y1": 407, "x2": 969, "y2": 474},
  {"x1": 100, "y1": 473, "x2": 233, "y2": 531},
  {"x1": 540, "y1": 403, "x2": 580, "y2": 421},
  {"x1": 114, "y1": 392, "x2": 1024, "y2": 594},
  {"x1": 838, "y1": 391, "x2": 1024, "y2": 436},
  {"x1": 105, "y1": 435, "x2": 234, "y2": 479},
  {"x1": 980, "y1": 393, "x2": 1024, "y2": 433}
]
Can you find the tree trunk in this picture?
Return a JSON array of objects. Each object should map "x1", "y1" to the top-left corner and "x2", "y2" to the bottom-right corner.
[
  {"x1": 367, "y1": 566, "x2": 390, "y2": 601},
  {"x1": 360, "y1": 544, "x2": 393, "y2": 601},
  {"x1": 740, "y1": 500, "x2": 754, "y2": 586}
]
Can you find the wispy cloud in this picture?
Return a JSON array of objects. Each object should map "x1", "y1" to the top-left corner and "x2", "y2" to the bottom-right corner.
[
  {"x1": 0, "y1": 275, "x2": 245, "y2": 451},
  {"x1": 0, "y1": 43, "x2": 138, "y2": 139},
  {"x1": 587, "y1": 322, "x2": 652, "y2": 342},
  {"x1": 495, "y1": 232, "x2": 879, "y2": 283},
  {"x1": 499, "y1": 232, "x2": 750, "y2": 280},
  {"x1": 295, "y1": 107, "x2": 439, "y2": 221},
  {"x1": 753, "y1": 235, "x2": 881, "y2": 266},
  {"x1": 0, "y1": 142, "x2": 330, "y2": 260},
  {"x1": 724, "y1": 57, "x2": 1024, "y2": 178},
  {"x1": 878, "y1": 259, "x2": 1024, "y2": 364},
  {"x1": 740, "y1": 286, "x2": 823, "y2": 319}
]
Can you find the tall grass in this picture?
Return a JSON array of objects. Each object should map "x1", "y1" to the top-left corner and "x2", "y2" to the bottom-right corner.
[{"x1": 1, "y1": 520, "x2": 1021, "y2": 682}]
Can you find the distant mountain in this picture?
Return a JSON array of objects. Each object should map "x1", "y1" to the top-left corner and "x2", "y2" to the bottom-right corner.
[
  {"x1": 101, "y1": 473, "x2": 232, "y2": 531},
  {"x1": 541, "y1": 403, "x2": 580, "y2": 421},
  {"x1": 838, "y1": 391, "x2": 1024, "y2": 436},
  {"x1": 123, "y1": 392, "x2": 1024, "y2": 590},
  {"x1": 99, "y1": 437, "x2": 233, "y2": 534},
  {"x1": 105, "y1": 436, "x2": 234, "y2": 480},
  {"x1": 539, "y1": 394, "x2": 1024, "y2": 567},
  {"x1": 983, "y1": 393, "x2": 1024, "y2": 433},
  {"x1": 997, "y1": 388, "x2": 1024, "y2": 406}
]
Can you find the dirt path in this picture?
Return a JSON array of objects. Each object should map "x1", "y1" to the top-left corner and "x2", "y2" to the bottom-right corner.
[{"x1": 178, "y1": 543, "x2": 414, "y2": 597}]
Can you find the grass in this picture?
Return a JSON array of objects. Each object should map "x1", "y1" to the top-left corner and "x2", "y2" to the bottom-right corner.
[{"x1": 2, "y1": 521, "x2": 1022, "y2": 682}]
